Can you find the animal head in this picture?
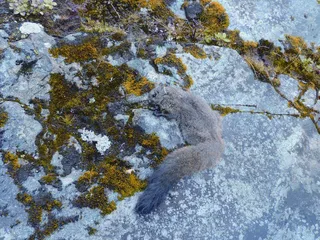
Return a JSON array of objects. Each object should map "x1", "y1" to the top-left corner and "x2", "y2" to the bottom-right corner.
[{"x1": 148, "y1": 84, "x2": 185, "y2": 113}]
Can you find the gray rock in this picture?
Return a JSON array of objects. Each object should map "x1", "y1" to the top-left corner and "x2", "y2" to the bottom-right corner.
[
  {"x1": 132, "y1": 109, "x2": 184, "y2": 149},
  {"x1": 50, "y1": 43, "x2": 320, "y2": 240},
  {"x1": 184, "y1": 2, "x2": 203, "y2": 20},
  {"x1": 1, "y1": 101, "x2": 42, "y2": 154},
  {"x1": 168, "y1": 0, "x2": 187, "y2": 19},
  {"x1": 0, "y1": 25, "x2": 56, "y2": 105},
  {"x1": 0, "y1": 155, "x2": 34, "y2": 240},
  {"x1": 218, "y1": 0, "x2": 320, "y2": 45}
]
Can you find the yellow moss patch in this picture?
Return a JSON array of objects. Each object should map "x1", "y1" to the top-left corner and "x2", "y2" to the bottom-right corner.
[
  {"x1": 3, "y1": 152, "x2": 21, "y2": 170},
  {"x1": 285, "y1": 35, "x2": 308, "y2": 54},
  {"x1": 76, "y1": 186, "x2": 117, "y2": 215},
  {"x1": 243, "y1": 41, "x2": 259, "y2": 53},
  {"x1": 49, "y1": 40, "x2": 99, "y2": 63},
  {"x1": 211, "y1": 104, "x2": 240, "y2": 116},
  {"x1": 141, "y1": 133, "x2": 160, "y2": 148},
  {"x1": 44, "y1": 200, "x2": 63, "y2": 211},
  {"x1": 0, "y1": 108, "x2": 8, "y2": 128},
  {"x1": 243, "y1": 55, "x2": 271, "y2": 82},
  {"x1": 200, "y1": 1, "x2": 229, "y2": 35},
  {"x1": 17, "y1": 193, "x2": 33, "y2": 205},
  {"x1": 154, "y1": 53, "x2": 194, "y2": 88},
  {"x1": 123, "y1": 76, "x2": 155, "y2": 96},
  {"x1": 99, "y1": 163, "x2": 146, "y2": 199},
  {"x1": 41, "y1": 174, "x2": 57, "y2": 184},
  {"x1": 42, "y1": 220, "x2": 60, "y2": 237},
  {"x1": 183, "y1": 45, "x2": 207, "y2": 59},
  {"x1": 78, "y1": 170, "x2": 99, "y2": 185}
]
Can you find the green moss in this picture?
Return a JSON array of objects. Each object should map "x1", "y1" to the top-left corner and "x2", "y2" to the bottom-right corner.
[
  {"x1": 3, "y1": 152, "x2": 21, "y2": 171},
  {"x1": 199, "y1": 1, "x2": 229, "y2": 35},
  {"x1": 49, "y1": 40, "x2": 99, "y2": 63},
  {"x1": 42, "y1": 219, "x2": 60, "y2": 237},
  {"x1": 43, "y1": 199, "x2": 62, "y2": 211},
  {"x1": 0, "y1": 108, "x2": 8, "y2": 128},
  {"x1": 76, "y1": 186, "x2": 117, "y2": 215},
  {"x1": 16, "y1": 193, "x2": 33, "y2": 205},
  {"x1": 154, "y1": 53, "x2": 194, "y2": 88},
  {"x1": 123, "y1": 76, "x2": 155, "y2": 96},
  {"x1": 137, "y1": 48, "x2": 149, "y2": 59},
  {"x1": 211, "y1": 104, "x2": 240, "y2": 116},
  {"x1": 87, "y1": 227, "x2": 98, "y2": 236},
  {"x1": 28, "y1": 204, "x2": 43, "y2": 226},
  {"x1": 183, "y1": 45, "x2": 207, "y2": 59},
  {"x1": 41, "y1": 174, "x2": 57, "y2": 184},
  {"x1": 97, "y1": 161, "x2": 146, "y2": 199}
]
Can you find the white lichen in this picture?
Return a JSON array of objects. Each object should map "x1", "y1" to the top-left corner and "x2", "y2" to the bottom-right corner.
[
  {"x1": 78, "y1": 128, "x2": 111, "y2": 155},
  {"x1": 7, "y1": 0, "x2": 57, "y2": 16}
]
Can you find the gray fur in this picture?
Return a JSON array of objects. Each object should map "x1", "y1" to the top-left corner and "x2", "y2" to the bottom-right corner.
[{"x1": 135, "y1": 85, "x2": 224, "y2": 214}]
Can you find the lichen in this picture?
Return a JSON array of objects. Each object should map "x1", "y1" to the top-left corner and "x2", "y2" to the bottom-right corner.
[{"x1": 7, "y1": 0, "x2": 57, "y2": 16}]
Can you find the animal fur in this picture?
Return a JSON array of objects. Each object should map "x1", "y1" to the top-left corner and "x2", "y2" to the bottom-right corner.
[{"x1": 135, "y1": 85, "x2": 224, "y2": 214}]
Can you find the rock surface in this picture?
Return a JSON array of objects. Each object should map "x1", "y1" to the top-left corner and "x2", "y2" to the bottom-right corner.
[
  {"x1": 0, "y1": 0, "x2": 320, "y2": 239},
  {"x1": 218, "y1": 0, "x2": 320, "y2": 44}
]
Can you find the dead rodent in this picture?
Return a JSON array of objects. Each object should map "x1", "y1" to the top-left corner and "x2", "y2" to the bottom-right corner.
[{"x1": 135, "y1": 85, "x2": 224, "y2": 214}]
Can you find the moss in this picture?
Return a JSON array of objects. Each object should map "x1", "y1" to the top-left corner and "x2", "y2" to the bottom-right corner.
[
  {"x1": 211, "y1": 104, "x2": 240, "y2": 116},
  {"x1": 243, "y1": 55, "x2": 272, "y2": 82},
  {"x1": 183, "y1": 45, "x2": 207, "y2": 59},
  {"x1": 284, "y1": 35, "x2": 308, "y2": 55},
  {"x1": 98, "y1": 163, "x2": 146, "y2": 199},
  {"x1": 49, "y1": 40, "x2": 99, "y2": 63},
  {"x1": 28, "y1": 204, "x2": 43, "y2": 226},
  {"x1": 3, "y1": 152, "x2": 21, "y2": 171},
  {"x1": 154, "y1": 53, "x2": 194, "y2": 88},
  {"x1": 141, "y1": 133, "x2": 160, "y2": 148},
  {"x1": 41, "y1": 174, "x2": 57, "y2": 184},
  {"x1": 76, "y1": 186, "x2": 117, "y2": 215},
  {"x1": 123, "y1": 76, "x2": 155, "y2": 96},
  {"x1": 137, "y1": 48, "x2": 149, "y2": 59},
  {"x1": 40, "y1": 37, "x2": 173, "y2": 218},
  {"x1": 87, "y1": 227, "x2": 98, "y2": 235},
  {"x1": 43, "y1": 199, "x2": 62, "y2": 211},
  {"x1": 16, "y1": 193, "x2": 33, "y2": 205},
  {"x1": 0, "y1": 108, "x2": 8, "y2": 128},
  {"x1": 78, "y1": 170, "x2": 99, "y2": 186},
  {"x1": 102, "y1": 41, "x2": 131, "y2": 56},
  {"x1": 42, "y1": 219, "x2": 60, "y2": 237},
  {"x1": 199, "y1": 1, "x2": 229, "y2": 35},
  {"x1": 111, "y1": 31, "x2": 126, "y2": 41}
]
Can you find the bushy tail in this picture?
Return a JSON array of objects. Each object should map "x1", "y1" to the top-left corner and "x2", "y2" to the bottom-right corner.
[
  {"x1": 135, "y1": 163, "x2": 175, "y2": 214},
  {"x1": 135, "y1": 141, "x2": 223, "y2": 215}
]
